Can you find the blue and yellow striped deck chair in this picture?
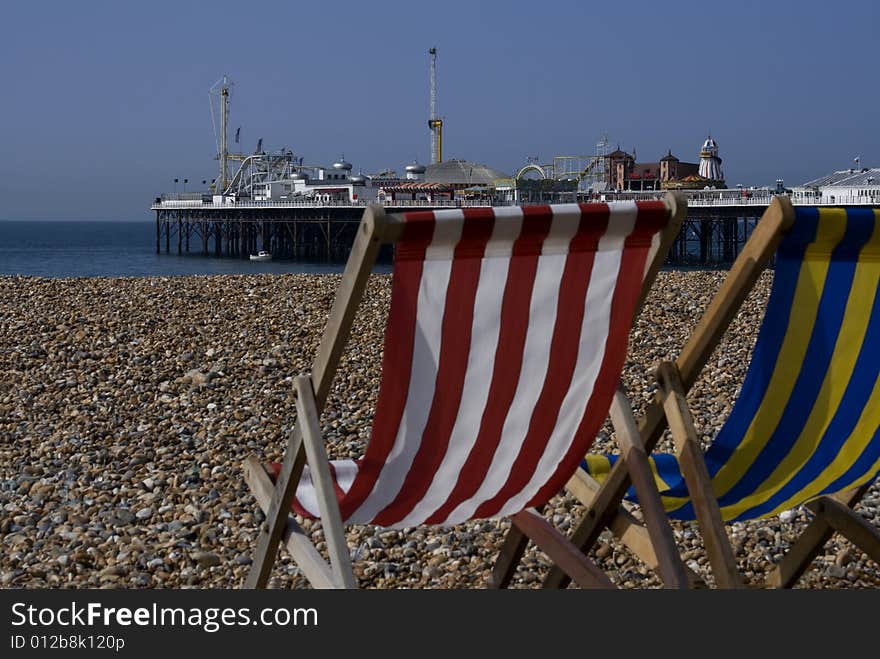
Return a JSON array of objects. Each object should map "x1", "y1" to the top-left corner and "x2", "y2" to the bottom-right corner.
[{"x1": 553, "y1": 198, "x2": 880, "y2": 588}]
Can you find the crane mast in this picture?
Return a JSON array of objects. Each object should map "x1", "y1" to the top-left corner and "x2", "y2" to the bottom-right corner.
[
  {"x1": 428, "y1": 47, "x2": 443, "y2": 164},
  {"x1": 220, "y1": 82, "x2": 229, "y2": 192},
  {"x1": 210, "y1": 75, "x2": 233, "y2": 193}
]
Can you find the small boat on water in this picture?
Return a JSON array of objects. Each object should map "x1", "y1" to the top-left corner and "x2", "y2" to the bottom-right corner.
[{"x1": 250, "y1": 250, "x2": 272, "y2": 262}]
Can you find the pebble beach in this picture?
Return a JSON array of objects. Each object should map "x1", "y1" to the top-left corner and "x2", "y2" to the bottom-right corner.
[{"x1": 1, "y1": 270, "x2": 878, "y2": 589}]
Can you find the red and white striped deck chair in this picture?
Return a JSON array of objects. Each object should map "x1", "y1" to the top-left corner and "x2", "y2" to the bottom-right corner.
[{"x1": 242, "y1": 194, "x2": 687, "y2": 589}]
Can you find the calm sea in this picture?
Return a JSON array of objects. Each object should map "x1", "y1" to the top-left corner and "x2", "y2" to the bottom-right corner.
[{"x1": 0, "y1": 220, "x2": 385, "y2": 278}]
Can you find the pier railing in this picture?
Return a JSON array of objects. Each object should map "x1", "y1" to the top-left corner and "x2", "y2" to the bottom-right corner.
[
  {"x1": 678, "y1": 194, "x2": 879, "y2": 207},
  {"x1": 152, "y1": 193, "x2": 880, "y2": 211},
  {"x1": 151, "y1": 198, "x2": 496, "y2": 210}
]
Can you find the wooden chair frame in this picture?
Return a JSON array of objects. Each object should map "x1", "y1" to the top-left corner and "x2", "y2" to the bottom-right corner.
[
  {"x1": 535, "y1": 196, "x2": 880, "y2": 588},
  {"x1": 242, "y1": 194, "x2": 689, "y2": 589}
]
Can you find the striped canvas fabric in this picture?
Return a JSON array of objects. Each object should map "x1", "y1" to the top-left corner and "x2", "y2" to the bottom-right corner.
[
  {"x1": 582, "y1": 206, "x2": 880, "y2": 522},
  {"x1": 276, "y1": 201, "x2": 670, "y2": 529}
]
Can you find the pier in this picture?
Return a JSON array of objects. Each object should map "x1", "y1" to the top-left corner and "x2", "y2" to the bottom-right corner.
[
  {"x1": 152, "y1": 188, "x2": 873, "y2": 265},
  {"x1": 153, "y1": 201, "x2": 367, "y2": 260}
]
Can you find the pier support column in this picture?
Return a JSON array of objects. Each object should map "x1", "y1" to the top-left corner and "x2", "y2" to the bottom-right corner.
[
  {"x1": 156, "y1": 212, "x2": 160, "y2": 254},
  {"x1": 177, "y1": 218, "x2": 182, "y2": 255},
  {"x1": 722, "y1": 217, "x2": 734, "y2": 263},
  {"x1": 699, "y1": 218, "x2": 710, "y2": 264}
]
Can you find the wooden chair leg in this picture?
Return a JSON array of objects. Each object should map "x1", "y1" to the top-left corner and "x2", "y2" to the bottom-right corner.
[
  {"x1": 488, "y1": 527, "x2": 531, "y2": 589},
  {"x1": 488, "y1": 505, "x2": 544, "y2": 589},
  {"x1": 657, "y1": 362, "x2": 742, "y2": 588},
  {"x1": 810, "y1": 489, "x2": 880, "y2": 565},
  {"x1": 538, "y1": 388, "x2": 691, "y2": 589},
  {"x1": 245, "y1": 425, "x2": 309, "y2": 588},
  {"x1": 608, "y1": 388, "x2": 690, "y2": 588},
  {"x1": 294, "y1": 375, "x2": 356, "y2": 588},
  {"x1": 243, "y1": 376, "x2": 359, "y2": 589},
  {"x1": 768, "y1": 485, "x2": 872, "y2": 588}
]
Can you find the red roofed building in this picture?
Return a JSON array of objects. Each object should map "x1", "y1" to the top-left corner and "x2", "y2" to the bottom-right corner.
[{"x1": 605, "y1": 147, "x2": 700, "y2": 191}]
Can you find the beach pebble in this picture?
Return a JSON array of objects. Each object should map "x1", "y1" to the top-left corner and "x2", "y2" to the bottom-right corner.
[
  {"x1": 835, "y1": 548, "x2": 853, "y2": 567},
  {"x1": 191, "y1": 552, "x2": 222, "y2": 568},
  {"x1": 112, "y1": 509, "x2": 136, "y2": 525}
]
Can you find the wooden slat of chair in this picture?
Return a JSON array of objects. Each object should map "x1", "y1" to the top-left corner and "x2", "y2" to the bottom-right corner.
[
  {"x1": 543, "y1": 196, "x2": 796, "y2": 589},
  {"x1": 511, "y1": 509, "x2": 615, "y2": 589},
  {"x1": 656, "y1": 362, "x2": 742, "y2": 588},
  {"x1": 811, "y1": 494, "x2": 880, "y2": 565},
  {"x1": 608, "y1": 387, "x2": 690, "y2": 588},
  {"x1": 768, "y1": 485, "x2": 872, "y2": 588},
  {"x1": 673, "y1": 197, "x2": 795, "y2": 392},
  {"x1": 310, "y1": 207, "x2": 391, "y2": 407},
  {"x1": 244, "y1": 424, "x2": 309, "y2": 588},
  {"x1": 541, "y1": 406, "x2": 669, "y2": 589}
]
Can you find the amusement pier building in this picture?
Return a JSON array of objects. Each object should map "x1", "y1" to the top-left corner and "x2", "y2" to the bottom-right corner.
[{"x1": 605, "y1": 136, "x2": 726, "y2": 191}]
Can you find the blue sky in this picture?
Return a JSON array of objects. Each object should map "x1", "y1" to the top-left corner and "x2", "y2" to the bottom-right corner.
[{"x1": 1, "y1": 0, "x2": 876, "y2": 220}]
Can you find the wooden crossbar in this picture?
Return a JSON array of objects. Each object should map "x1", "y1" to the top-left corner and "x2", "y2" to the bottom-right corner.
[
  {"x1": 768, "y1": 485, "x2": 874, "y2": 588},
  {"x1": 810, "y1": 494, "x2": 880, "y2": 565},
  {"x1": 511, "y1": 509, "x2": 615, "y2": 589}
]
